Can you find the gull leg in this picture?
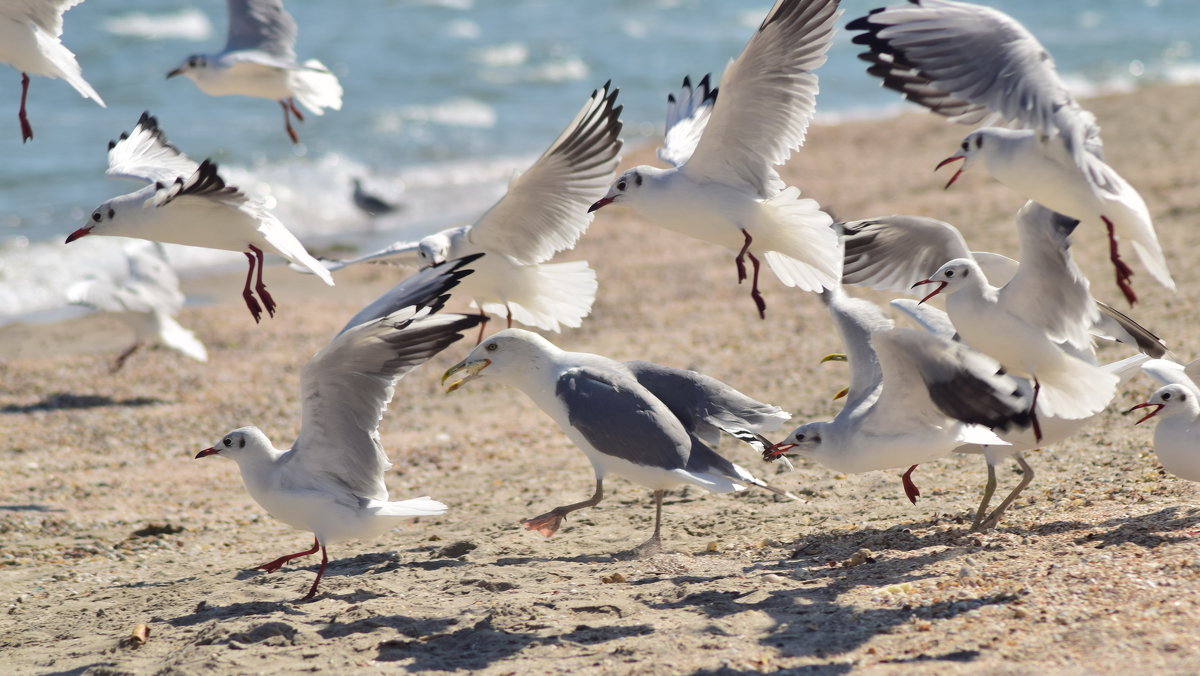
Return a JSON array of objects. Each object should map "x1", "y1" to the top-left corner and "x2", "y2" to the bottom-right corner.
[
  {"x1": 1029, "y1": 379, "x2": 1043, "y2": 442},
  {"x1": 628, "y1": 489, "x2": 667, "y2": 557},
  {"x1": 506, "y1": 306, "x2": 513, "y2": 329},
  {"x1": 300, "y1": 542, "x2": 329, "y2": 601},
  {"x1": 980, "y1": 453, "x2": 1034, "y2": 531},
  {"x1": 747, "y1": 250, "x2": 766, "y2": 319},
  {"x1": 734, "y1": 229, "x2": 752, "y2": 283},
  {"x1": 287, "y1": 97, "x2": 305, "y2": 122},
  {"x1": 971, "y1": 460, "x2": 998, "y2": 531},
  {"x1": 110, "y1": 342, "x2": 143, "y2": 373},
  {"x1": 249, "y1": 245, "x2": 276, "y2": 319},
  {"x1": 1102, "y1": 216, "x2": 1137, "y2": 306},
  {"x1": 522, "y1": 479, "x2": 603, "y2": 537},
  {"x1": 257, "y1": 537, "x2": 320, "y2": 573},
  {"x1": 475, "y1": 307, "x2": 487, "y2": 344},
  {"x1": 242, "y1": 252, "x2": 264, "y2": 323},
  {"x1": 901, "y1": 464, "x2": 921, "y2": 504},
  {"x1": 18, "y1": 73, "x2": 32, "y2": 142},
  {"x1": 279, "y1": 100, "x2": 300, "y2": 144}
]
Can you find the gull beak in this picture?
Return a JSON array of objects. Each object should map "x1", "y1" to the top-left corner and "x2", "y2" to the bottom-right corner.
[
  {"x1": 935, "y1": 154, "x2": 965, "y2": 190},
  {"x1": 832, "y1": 387, "x2": 849, "y2": 401},
  {"x1": 167, "y1": 68, "x2": 183, "y2": 79},
  {"x1": 819, "y1": 353, "x2": 847, "y2": 364},
  {"x1": 912, "y1": 278, "x2": 947, "y2": 305},
  {"x1": 762, "y1": 442, "x2": 797, "y2": 461},
  {"x1": 1125, "y1": 402, "x2": 1164, "y2": 425},
  {"x1": 65, "y1": 226, "x2": 92, "y2": 243},
  {"x1": 588, "y1": 196, "x2": 614, "y2": 213},
  {"x1": 442, "y1": 358, "x2": 491, "y2": 392},
  {"x1": 195, "y1": 447, "x2": 220, "y2": 459}
]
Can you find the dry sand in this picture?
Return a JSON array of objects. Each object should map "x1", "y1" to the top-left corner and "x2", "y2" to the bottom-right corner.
[{"x1": 3, "y1": 84, "x2": 1200, "y2": 675}]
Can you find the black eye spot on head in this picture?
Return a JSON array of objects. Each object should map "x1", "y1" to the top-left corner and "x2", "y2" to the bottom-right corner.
[
  {"x1": 92, "y1": 212, "x2": 101, "y2": 222},
  {"x1": 485, "y1": 343, "x2": 498, "y2": 352},
  {"x1": 239, "y1": 436, "x2": 245, "y2": 448},
  {"x1": 634, "y1": 173, "x2": 643, "y2": 187},
  {"x1": 107, "y1": 208, "x2": 115, "y2": 219},
  {"x1": 974, "y1": 136, "x2": 984, "y2": 149}
]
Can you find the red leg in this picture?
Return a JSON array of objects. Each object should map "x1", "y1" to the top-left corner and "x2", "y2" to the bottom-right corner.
[
  {"x1": 506, "y1": 306, "x2": 513, "y2": 329},
  {"x1": 257, "y1": 537, "x2": 320, "y2": 573},
  {"x1": 242, "y1": 252, "x2": 264, "y2": 322},
  {"x1": 248, "y1": 244, "x2": 276, "y2": 319},
  {"x1": 280, "y1": 100, "x2": 300, "y2": 144},
  {"x1": 734, "y1": 229, "x2": 752, "y2": 283},
  {"x1": 901, "y1": 464, "x2": 921, "y2": 504},
  {"x1": 287, "y1": 97, "x2": 305, "y2": 122},
  {"x1": 1102, "y1": 216, "x2": 1137, "y2": 306},
  {"x1": 747, "y1": 250, "x2": 766, "y2": 319},
  {"x1": 300, "y1": 543, "x2": 328, "y2": 601},
  {"x1": 18, "y1": 73, "x2": 32, "y2": 142},
  {"x1": 475, "y1": 307, "x2": 487, "y2": 345},
  {"x1": 1029, "y1": 378, "x2": 1043, "y2": 443}
]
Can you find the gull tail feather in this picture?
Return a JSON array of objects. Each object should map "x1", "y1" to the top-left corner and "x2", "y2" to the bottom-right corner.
[
  {"x1": 758, "y1": 186, "x2": 839, "y2": 292},
  {"x1": 289, "y1": 59, "x2": 343, "y2": 114}
]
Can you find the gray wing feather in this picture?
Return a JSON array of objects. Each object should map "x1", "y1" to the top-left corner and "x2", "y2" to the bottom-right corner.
[
  {"x1": 336, "y1": 253, "x2": 483, "y2": 335},
  {"x1": 224, "y1": 0, "x2": 297, "y2": 60},
  {"x1": 839, "y1": 215, "x2": 971, "y2": 292},
  {"x1": 557, "y1": 366, "x2": 690, "y2": 471},
  {"x1": 658, "y1": 75, "x2": 718, "y2": 167},
  {"x1": 823, "y1": 287, "x2": 894, "y2": 413}
]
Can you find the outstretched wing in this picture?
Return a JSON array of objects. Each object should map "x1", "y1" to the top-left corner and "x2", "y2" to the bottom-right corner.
[
  {"x1": 289, "y1": 257, "x2": 487, "y2": 501},
  {"x1": 106, "y1": 113, "x2": 200, "y2": 186},
  {"x1": 223, "y1": 0, "x2": 297, "y2": 60},
  {"x1": 469, "y1": 82, "x2": 623, "y2": 265},
  {"x1": 658, "y1": 75, "x2": 718, "y2": 168}
]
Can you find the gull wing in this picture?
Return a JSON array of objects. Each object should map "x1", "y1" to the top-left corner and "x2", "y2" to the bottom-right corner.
[
  {"x1": 336, "y1": 253, "x2": 482, "y2": 336},
  {"x1": 469, "y1": 82, "x2": 623, "y2": 265},
  {"x1": 4, "y1": 0, "x2": 83, "y2": 37},
  {"x1": 657, "y1": 75, "x2": 718, "y2": 168},
  {"x1": 223, "y1": 0, "x2": 297, "y2": 61},
  {"x1": 106, "y1": 113, "x2": 199, "y2": 186},
  {"x1": 823, "y1": 287, "x2": 894, "y2": 415},
  {"x1": 306, "y1": 240, "x2": 422, "y2": 275},
  {"x1": 288, "y1": 258, "x2": 486, "y2": 502},
  {"x1": 840, "y1": 215, "x2": 972, "y2": 292},
  {"x1": 682, "y1": 0, "x2": 840, "y2": 197}
]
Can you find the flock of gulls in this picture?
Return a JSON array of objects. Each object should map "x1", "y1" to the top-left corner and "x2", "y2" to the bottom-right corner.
[{"x1": 6, "y1": 0, "x2": 1198, "y2": 601}]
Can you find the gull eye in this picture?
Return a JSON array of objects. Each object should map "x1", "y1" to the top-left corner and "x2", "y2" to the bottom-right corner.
[
  {"x1": 945, "y1": 269, "x2": 955, "y2": 278},
  {"x1": 1163, "y1": 392, "x2": 1172, "y2": 401},
  {"x1": 961, "y1": 140, "x2": 969, "y2": 151},
  {"x1": 92, "y1": 212, "x2": 101, "y2": 222},
  {"x1": 616, "y1": 181, "x2": 627, "y2": 191},
  {"x1": 795, "y1": 433, "x2": 805, "y2": 442},
  {"x1": 223, "y1": 437, "x2": 233, "y2": 446},
  {"x1": 485, "y1": 343, "x2": 498, "y2": 352}
]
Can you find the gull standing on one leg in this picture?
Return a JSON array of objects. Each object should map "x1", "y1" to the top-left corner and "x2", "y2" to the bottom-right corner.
[{"x1": 589, "y1": 0, "x2": 843, "y2": 319}]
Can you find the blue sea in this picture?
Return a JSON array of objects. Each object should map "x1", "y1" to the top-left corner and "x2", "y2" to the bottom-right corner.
[{"x1": 0, "y1": 0, "x2": 1196, "y2": 323}]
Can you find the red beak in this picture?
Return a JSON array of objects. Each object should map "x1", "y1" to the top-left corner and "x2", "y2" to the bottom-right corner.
[
  {"x1": 911, "y1": 278, "x2": 947, "y2": 304},
  {"x1": 195, "y1": 447, "x2": 220, "y2": 459},
  {"x1": 934, "y1": 155, "x2": 965, "y2": 189},
  {"x1": 1127, "y1": 402, "x2": 1164, "y2": 425},
  {"x1": 588, "y1": 196, "x2": 614, "y2": 213},
  {"x1": 763, "y1": 442, "x2": 796, "y2": 460},
  {"x1": 65, "y1": 226, "x2": 92, "y2": 243}
]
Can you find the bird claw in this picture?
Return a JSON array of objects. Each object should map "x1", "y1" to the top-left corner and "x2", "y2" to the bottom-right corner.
[
  {"x1": 243, "y1": 291, "x2": 264, "y2": 323},
  {"x1": 901, "y1": 465, "x2": 921, "y2": 504},
  {"x1": 522, "y1": 512, "x2": 563, "y2": 537}
]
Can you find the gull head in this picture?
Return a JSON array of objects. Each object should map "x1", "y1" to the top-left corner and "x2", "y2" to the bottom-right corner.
[
  {"x1": 167, "y1": 54, "x2": 209, "y2": 80},
  {"x1": 763, "y1": 423, "x2": 822, "y2": 462},
  {"x1": 1128, "y1": 384, "x2": 1194, "y2": 425},
  {"x1": 913, "y1": 258, "x2": 976, "y2": 304},
  {"x1": 590, "y1": 168, "x2": 646, "y2": 212},
  {"x1": 935, "y1": 131, "x2": 986, "y2": 189},
  {"x1": 66, "y1": 200, "x2": 119, "y2": 243},
  {"x1": 195, "y1": 427, "x2": 271, "y2": 461},
  {"x1": 442, "y1": 328, "x2": 557, "y2": 392},
  {"x1": 417, "y1": 233, "x2": 451, "y2": 268}
]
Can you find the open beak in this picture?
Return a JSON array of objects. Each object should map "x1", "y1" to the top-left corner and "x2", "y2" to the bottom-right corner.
[
  {"x1": 442, "y1": 358, "x2": 491, "y2": 392},
  {"x1": 1126, "y1": 402, "x2": 1164, "y2": 425},
  {"x1": 935, "y1": 155, "x2": 965, "y2": 190},
  {"x1": 762, "y1": 442, "x2": 796, "y2": 461},
  {"x1": 912, "y1": 278, "x2": 947, "y2": 305},
  {"x1": 195, "y1": 447, "x2": 220, "y2": 459},
  {"x1": 167, "y1": 68, "x2": 183, "y2": 79},
  {"x1": 588, "y1": 196, "x2": 614, "y2": 213},
  {"x1": 65, "y1": 226, "x2": 92, "y2": 243}
]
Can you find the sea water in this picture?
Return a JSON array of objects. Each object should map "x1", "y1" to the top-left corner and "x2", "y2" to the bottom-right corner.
[{"x1": 0, "y1": 0, "x2": 1195, "y2": 323}]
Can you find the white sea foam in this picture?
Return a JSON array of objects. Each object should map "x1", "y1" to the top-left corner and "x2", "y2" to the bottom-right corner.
[
  {"x1": 373, "y1": 98, "x2": 498, "y2": 131},
  {"x1": 474, "y1": 43, "x2": 529, "y2": 68},
  {"x1": 102, "y1": 9, "x2": 212, "y2": 41}
]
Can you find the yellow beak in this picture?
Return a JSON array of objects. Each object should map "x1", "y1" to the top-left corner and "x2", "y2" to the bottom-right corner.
[{"x1": 442, "y1": 358, "x2": 491, "y2": 392}]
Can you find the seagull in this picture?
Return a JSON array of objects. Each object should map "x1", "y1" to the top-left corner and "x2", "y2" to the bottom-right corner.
[
  {"x1": 1130, "y1": 359, "x2": 1200, "y2": 482},
  {"x1": 64, "y1": 112, "x2": 334, "y2": 323},
  {"x1": 890, "y1": 297, "x2": 1150, "y2": 530},
  {"x1": 308, "y1": 82, "x2": 623, "y2": 339},
  {"x1": 195, "y1": 255, "x2": 486, "y2": 601},
  {"x1": 0, "y1": 0, "x2": 105, "y2": 142},
  {"x1": 588, "y1": 0, "x2": 843, "y2": 319},
  {"x1": 166, "y1": 0, "x2": 342, "y2": 144},
  {"x1": 839, "y1": 214, "x2": 1169, "y2": 358},
  {"x1": 441, "y1": 328, "x2": 796, "y2": 557},
  {"x1": 848, "y1": 0, "x2": 1172, "y2": 306},
  {"x1": 913, "y1": 203, "x2": 1119, "y2": 432},
  {"x1": 352, "y1": 178, "x2": 400, "y2": 218},
  {"x1": 764, "y1": 288, "x2": 1030, "y2": 501},
  {"x1": 66, "y1": 241, "x2": 207, "y2": 372}
]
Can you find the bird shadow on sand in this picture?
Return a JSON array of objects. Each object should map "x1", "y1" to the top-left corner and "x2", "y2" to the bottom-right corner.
[
  {"x1": 0, "y1": 503, "x2": 65, "y2": 512},
  {"x1": 1073, "y1": 506, "x2": 1200, "y2": 549},
  {"x1": 169, "y1": 600, "x2": 304, "y2": 627},
  {"x1": 1, "y1": 392, "x2": 164, "y2": 413}
]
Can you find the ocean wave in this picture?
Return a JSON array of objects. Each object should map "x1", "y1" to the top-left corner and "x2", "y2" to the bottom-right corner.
[
  {"x1": 373, "y1": 98, "x2": 498, "y2": 131},
  {"x1": 101, "y1": 8, "x2": 212, "y2": 41}
]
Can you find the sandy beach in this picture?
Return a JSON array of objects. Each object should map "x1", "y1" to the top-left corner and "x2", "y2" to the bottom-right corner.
[{"x1": 4, "y1": 83, "x2": 1200, "y2": 674}]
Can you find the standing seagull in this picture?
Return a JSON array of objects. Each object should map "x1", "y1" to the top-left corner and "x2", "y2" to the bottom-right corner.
[
  {"x1": 589, "y1": 0, "x2": 843, "y2": 319},
  {"x1": 764, "y1": 288, "x2": 1031, "y2": 497},
  {"x1": 65, "y1": 112, "x2": 334, "y2": 323},
  {"x1": 167, "y1": 0, "x2": 342, "y2": 144},
  {"x1": 66, "y1": 241, "x2": 207, "y2": 372},
  {"x1": 195, "y1": 256, "x2": 486, "y2": 601},
  {"x1": 0, "y1": 0, "x2": 105, "y2": 142},
  {"x1": 441, "y1": 329, "x2": 795, "y2": 557},
  {"x1": 310, "y1": 82, "x2": 623, "y2": 339},
  {"x1": 352, "y1": 178, "x2": 400, "y2": 218},
  {"x1": 1130, "y1": 359, "x2": 1200, "y2": 482},
  {"x1": 848, "y1": 0, "x2": 1171, "y2": 305}
]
